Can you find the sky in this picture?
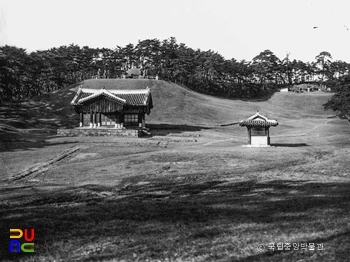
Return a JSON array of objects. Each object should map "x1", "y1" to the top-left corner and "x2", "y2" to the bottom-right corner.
[{"x1": 1, "y1": 0, "x2": 350, "y2": 63}]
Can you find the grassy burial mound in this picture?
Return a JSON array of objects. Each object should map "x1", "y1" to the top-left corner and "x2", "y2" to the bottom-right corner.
[
  {"x1": 38, "y1": 78, "x2": 257, "y2": 127},
  {"x1": 0, "y1": 79, "x2": 335, "y2": 133}
]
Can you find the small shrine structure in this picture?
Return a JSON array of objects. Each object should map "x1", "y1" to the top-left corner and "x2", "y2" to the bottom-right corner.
[{"x1": 239, "y1": 112, "x2": 278, "y2": 146}]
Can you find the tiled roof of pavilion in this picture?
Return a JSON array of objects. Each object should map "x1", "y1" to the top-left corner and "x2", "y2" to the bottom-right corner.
[
  {"x1": 239, "y1": 112, "x2": 278, "y2": 127},
  {"x1": 71, "y1": 86, "x2": 152, "y2": 107}
]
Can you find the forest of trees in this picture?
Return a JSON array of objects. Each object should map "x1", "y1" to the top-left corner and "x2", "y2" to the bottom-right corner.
[
  {"x1": 0, "y1": 37, "x2": 349, "y2": 116},
  {"x1": 324, "y1": 74, "x2": 350, "y2": 118}
]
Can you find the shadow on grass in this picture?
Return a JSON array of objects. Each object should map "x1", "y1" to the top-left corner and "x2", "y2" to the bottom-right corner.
[
  {"x1": 147, "y1": 123, "x2": 211, "y2": 136},
  {"x1": 271, "y1": 143, "x2": 309, "y2": 147},
  {"x1": 0, "y1": 179, "x2": 349, "y2": 261},
  {"x1": 0, "y1": 131, "x2": 78, "y2": 153}
]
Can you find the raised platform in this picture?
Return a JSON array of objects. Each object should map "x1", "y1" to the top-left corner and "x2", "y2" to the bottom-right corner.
[
  {"x1": 242, "y1": 145, "x2": 271, "y2": 148},
  {"x1": 57, "y1": 127, "x2": 150, "y2": 137}
]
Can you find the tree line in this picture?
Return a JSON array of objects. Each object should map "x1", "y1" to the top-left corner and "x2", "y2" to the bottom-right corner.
[
  {"x1": 324, "y1": 74, "x2": 350, "y2": 118},
  {"x1": 0, "y1": 37, "x2": 349, "y2": 113}
]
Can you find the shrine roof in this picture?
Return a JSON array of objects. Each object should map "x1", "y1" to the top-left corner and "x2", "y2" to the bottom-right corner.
[{"x1": 239, "y1": 112, "x2": 278, "y2": 127}]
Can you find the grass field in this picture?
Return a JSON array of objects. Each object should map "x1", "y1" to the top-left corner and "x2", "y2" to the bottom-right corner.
[{"x1": 1, "y1": 79, "x2": 350, "y2": 261}]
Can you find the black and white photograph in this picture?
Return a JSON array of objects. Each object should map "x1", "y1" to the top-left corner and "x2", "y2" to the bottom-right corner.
[{"x1": 1, "y1": 0, "x2": 350, "y2": 261}]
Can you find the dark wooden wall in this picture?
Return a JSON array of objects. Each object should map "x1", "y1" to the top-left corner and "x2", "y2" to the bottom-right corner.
[
  {"x1": 101, "y1": 113, "x2": 116, "y2": 126},
  {"x1": 80, "y1": 97, "x2": 124, "y2": 113}
]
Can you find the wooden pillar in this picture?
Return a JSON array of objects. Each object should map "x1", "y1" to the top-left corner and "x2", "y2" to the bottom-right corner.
[
  {"x1": 120, "y1": 113, "x2": 124, "y2": 128},
  {"x1": 92, "y1": 111, "x2": 96, "y2": 128},
  {"x1": 115, "y1": 112, "x2": 120, "y2": 128},
  {"x1": 89, "y1": 111, "x2": 93, "y2": 128},
  {"x1": 138, "y1": 112, "x2": 143, "y2": 128},
  {"x1": 97, "y1": 113, "x2": 101, "y2": 127},
  {"x1": 267, "y1": 127, "x2": 270, "y2": 145},
  {"x1": 79, "y1": 113, "x2": 84, "y2": 127},
  {"x1": 248, "y1": 127, "x2": 251, "y2": 144},
  {"x1": 142, "y1": 114, "x2": 145, "y2": 128}
]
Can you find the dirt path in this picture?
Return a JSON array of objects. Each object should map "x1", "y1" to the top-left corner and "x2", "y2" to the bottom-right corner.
[{"x1": 6, "y1": 145, "x2": 82, "y2": 182}]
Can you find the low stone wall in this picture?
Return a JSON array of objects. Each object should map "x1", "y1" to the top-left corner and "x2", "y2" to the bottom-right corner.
[{"x1": 57, "y1": 128, "x2": 149, "y2": 137}]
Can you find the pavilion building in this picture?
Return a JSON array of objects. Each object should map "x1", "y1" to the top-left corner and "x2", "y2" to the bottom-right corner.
[{"x1": 70, "y1": 86, "x2": 153, "y2": 129}]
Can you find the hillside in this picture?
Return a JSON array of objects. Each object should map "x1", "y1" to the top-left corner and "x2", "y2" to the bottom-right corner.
[
  {"x1": 1, "y1": 79, "x2": 350, "y2": 262},
  {"x1": 0, "y1": 79, "x2": 334, "y2": 133}
]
